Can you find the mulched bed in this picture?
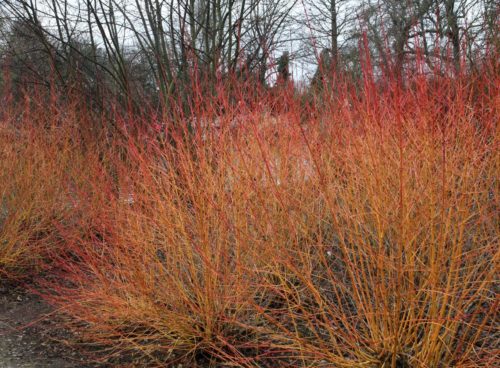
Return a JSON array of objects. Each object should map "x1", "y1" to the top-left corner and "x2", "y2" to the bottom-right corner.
[{"x1": 0, "y1": 281, "x2": 101, "y2": 368}]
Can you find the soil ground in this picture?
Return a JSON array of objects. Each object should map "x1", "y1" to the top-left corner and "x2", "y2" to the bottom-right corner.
[{"x1": 0, "y1": 282, "x2": 98, "y2": 368}]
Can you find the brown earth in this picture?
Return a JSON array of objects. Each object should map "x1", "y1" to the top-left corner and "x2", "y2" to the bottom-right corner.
[{"x1": 0, "y1": 282, "x2": 99, "y2": 368}]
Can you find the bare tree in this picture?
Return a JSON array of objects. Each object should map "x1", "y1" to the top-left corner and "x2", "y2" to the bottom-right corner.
[
  {"x1": 0, "y1": 0, "x2": 295, "y2": 106},
  {"x1": 0, "y1": 0, "x2": 497, "y2": 102},
  {"x1": 301, "y1": 0, "x2": 355, "y2": 72}
]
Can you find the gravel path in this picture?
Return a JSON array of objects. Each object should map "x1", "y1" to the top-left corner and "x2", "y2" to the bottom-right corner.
[{"x1": 0, "y1": 283, "x2": 97, "y2": 368}]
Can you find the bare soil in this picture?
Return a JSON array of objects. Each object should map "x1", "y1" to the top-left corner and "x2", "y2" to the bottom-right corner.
[{"x1": 0, "y1": 282, "x2": 99, "y2": 368}]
